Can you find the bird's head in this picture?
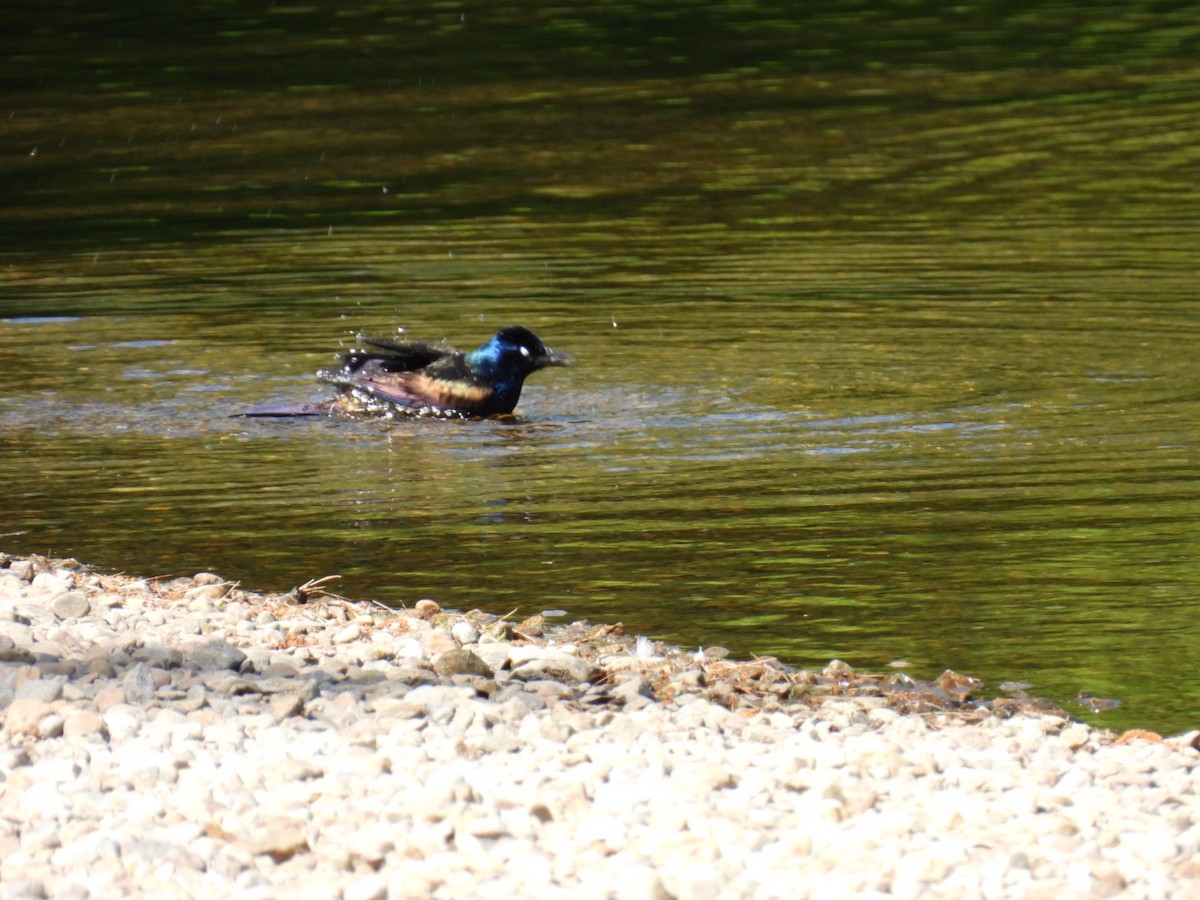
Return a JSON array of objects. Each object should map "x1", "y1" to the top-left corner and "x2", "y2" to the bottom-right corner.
[{"x1": 470, "y1": 325, "x2": 574, "y2": 378}]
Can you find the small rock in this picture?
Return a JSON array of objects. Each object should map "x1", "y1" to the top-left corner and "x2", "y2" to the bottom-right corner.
[
  {"x1": 52, "y1": 831, "x2": 122, "y2": 869},
  {"x1": 132, "y1": 644, "x2": 184, "y2": 668},
  {"x1": 0, "y1": 880, "x2": 47, "y2": 899},
  {"x1": 63, "y1": 710, "x2": 106, "y2": 740},
  {"x1": 344, "y1": 875, "x2": 387, "y2": 900},
  {"x1": 0, "y1": 635, "x2": 34, "y2": 663},
  {"x1": 609, "y1": 675, "x2": 654, "y2": 709},
  {"x1": 244, "y1": 823, "x2": 309, "y2": 862},
  {"x1": 3, "y1": 699, "x2": 53, "y2": 735},
  {"x1": 0, "y1": 745, "x2": 32, "y2": 773},
  {"x1": 509, "y1": 647, "x2": 599, "y2": 685},
  {"x1": 183, "y1": 585, "x2": 228, "y2": 607},
  {"x1": 422, "y1": 629, "x2": 458, "y2": 656},
  {"x1": 261, "y1": 662, "x2": 300, "y2": 678},
  {"x1": 823, "y1": 659, "x2": 855, "y2": 680},
  {"x1": 36, "y1": 714, "x2": 65, "y2": 739},
  {"x1": 173, "y1": 684, "x2": 209, "y2": 713},
  {"x1": 471, "y1": 644, "x2": 511, "y2": 672},
  {"x1": 122, "y1": 662, "x2": 158, "y2": 702},
  {"x1": 332, "y1": 623, "x2": 363, "y2": 644},
  {"x1": 1062, "y1": 722, "x2": 1092, "y2": 750},
  {"x1": 12, "y1": 604, "x2": 55, "y2": 626},
  {"x1": 1169, "y1": 730, "x2": 1200, "y2": 752},
  {"x1": 7, "y1": 560, "x2": 37, "y2": 582},
  {"x1": 101, "y1": 704, "x2": 145, "y2": 741},
  {"x1": 206, "y1": 675, "x2": 259, "y2": 696},
  {"x1": 525, "y1": 679, "x2": 577, "y2": 701},
  {"x1": 515, "y1": 615, "x2": 545, "y2": 638},
  {"x1": 181, "y1": 638, "x2": 247, "y2": 671},
  {"x1": 867, "y1": 707, "x2": 901, "y2": 728},
  {"x1": 30, "y1": 572, "x2": 69, "y2": 595},
  {"x1": 49, "y1": 591, "x2": 91, "y2": 620},
  {"x1": 450, "y1": 621, "x2": 480, "y2": 645},
  {"x1": 671, "y1": 668, "x2": 706, "y2": 691},
  {"x1": 269, "y1": 693, "x2": 305, "y2": 722},
  {"x1": 93, "y1": 685, "x2": 127, "y2": 712},
  {"x1": 413, "y1": 599, "x2": 440, "y2": 620},
  {"x1": 433, "y1": 649, "x2": 493, "y2": 678},
  {"x1": 87, "y1": 656, "x2": 117, "y2": 678},
  {"x1": 125, "y1": 839, "x2": 207, "y2": 874},
  {"x1": 15, "y1": 678, "x2": 64, "y2": 704}
]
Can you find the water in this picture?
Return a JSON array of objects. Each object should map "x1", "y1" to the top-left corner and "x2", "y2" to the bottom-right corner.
[{"x1": 3, "y1": 1, "x2": 1200, "y2": 734}]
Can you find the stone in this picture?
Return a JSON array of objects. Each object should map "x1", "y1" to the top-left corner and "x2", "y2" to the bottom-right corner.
[
  {"x1": 101, "y1": 704, "x2": 145, "y2": 742},
  {"x1": 609, "y1": 675, "x2": 655, "y2": 709},
  {"x1": 205, "y1": 675, "x2": 259, "y2": 696},
  {"x1": 35, "y1": 714, "x2": 65, "y2": 739},
  {"x1": 344, "y1": 875, "x2": 388, "y2": 900},
  {"x1": 509, "y1": 647, "x2": 599, "y2": 684},
  {"x1": 244, "y1": 824, "x2": 309, "y2": 863},
  {"x1": 412, "y1": 599, "x2": 440, "y2": 619},
  {"x1": 49, "y1": 591, "x2": 91, "y2": 620},
  {"x1": 11, "y1": 604, "x2": 55, "y2": 626},
  {"x1": 30, "y1": 572, "x2": 69, "y2": 595},
  {"x1": 14, "y1": 678, "x2": 64, "y2": 704},
  {"x1": 62, "y1": 710, "x2": 106, "y2": 740},
  {"x1": 51, "y1": 831, "x2": 122, "y2": 869},
  {"x1": 86, "y1": 656, "x2": 117, "y2": 678},
  {"x1": 93, "y1": 685, "x2": 127, "y2": 712},
  {"x1": 261, "y1": 662, "x2": 301, "y2": 678},
  {"x1": 181, "y1": 638, "x2": 246, "y2": 671},
  {"x1": 7, "y1": 559, "x2": 37, "y2": 582},
  {"x1": 0, "y1": 880, "x2": 48, "y2": 899},
  {"x1": 422, "y1": 629, "x2": 458, "y2": 657},
  {"x1": 433, "y1": 649, "x2": 493, "y2": 678},
  {"x1": 132, "y1": 644, "x2": 184, "y2": 668},
  {"x1": 0, "y1": 635, "x2": 34, "y2": 663},
  {"x1": 3, "y1": 699, "x2": 53, "y2": 736},
  {"x1": 269, "y1": 693, "x2": 305, "y2": 722},
  {"x1": 170, "y1": 684, "x2": 209, "y2": 713},
  {"x1": 470, "y1": 643, "x2": 511, "y2": 672},
  {"x1": 1062, "y1": 723, "x2": 1092, "y2": 750},
  {"x1": 331, "y1": 623, "x2": 363, "y2": 644},
  {"x1": 122, "y1": 662, "x2": 158, "y2": 702},
  {"x1": 188, "y1": 583, "x2": 233, "y2": 605}
]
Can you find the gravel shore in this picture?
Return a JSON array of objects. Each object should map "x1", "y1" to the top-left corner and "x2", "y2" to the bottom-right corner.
[{"x1": 2, "y1": 553, "x2": 1199, "y2": 899}]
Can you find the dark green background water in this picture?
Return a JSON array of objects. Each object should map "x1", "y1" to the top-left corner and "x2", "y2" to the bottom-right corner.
[{"x1": 3, "y1": 2, "x2": 1199, "y2": 733}]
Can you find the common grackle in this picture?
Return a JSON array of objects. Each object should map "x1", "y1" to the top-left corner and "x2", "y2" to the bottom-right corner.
[{"x1": 242, "y1": 325, "x2": 572, "y2": 418}]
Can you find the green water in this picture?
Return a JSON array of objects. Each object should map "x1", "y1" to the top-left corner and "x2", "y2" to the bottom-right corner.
[{"x1": 3, "y1": 2, "x2": 1200, "y2": 733}]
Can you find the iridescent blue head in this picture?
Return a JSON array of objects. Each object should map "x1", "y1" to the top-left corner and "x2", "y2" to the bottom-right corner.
[
  {"x1": 465, "y1": 325, "x2": 574, "y2": 382},
  {"x1": 456, "y1": 325, "x2": 573, "y2": 415}
]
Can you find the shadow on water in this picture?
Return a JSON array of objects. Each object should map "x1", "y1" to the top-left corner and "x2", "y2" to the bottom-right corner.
[{"x1": 3, "y1": 1, "x2": 1200, "y2": 733}]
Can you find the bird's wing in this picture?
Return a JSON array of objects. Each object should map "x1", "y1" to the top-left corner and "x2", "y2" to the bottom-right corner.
[
  {"x1": 328, "y1": 369, "x2": 494, "y2": 415},
  {"x1": 332, "y1": 338, "x2": 450, "y2": 375}
]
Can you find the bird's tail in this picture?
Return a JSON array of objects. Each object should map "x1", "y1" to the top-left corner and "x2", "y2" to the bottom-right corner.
[{"x1": 234, "y1": 403, "x2": 328, "y2": 418}]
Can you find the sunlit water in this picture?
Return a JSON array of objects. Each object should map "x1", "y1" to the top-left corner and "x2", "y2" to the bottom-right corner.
[{"x1": 3, "y1": 1, "x2": 1200, "y2": 733}]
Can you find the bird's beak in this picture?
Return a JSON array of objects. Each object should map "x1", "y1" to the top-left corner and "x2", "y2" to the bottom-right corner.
[{"x1": 539, "y1": 346, "x2": 574, "y2": 367}]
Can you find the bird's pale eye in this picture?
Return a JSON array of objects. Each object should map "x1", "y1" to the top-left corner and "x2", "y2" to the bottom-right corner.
[{"x1": 519, "y1": 346, "x2": 531, "y2": 358}]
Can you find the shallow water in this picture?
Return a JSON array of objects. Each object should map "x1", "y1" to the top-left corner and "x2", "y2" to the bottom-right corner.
[{"x1": 4, "y1": 1, "x2": 1200, "y2": 733}]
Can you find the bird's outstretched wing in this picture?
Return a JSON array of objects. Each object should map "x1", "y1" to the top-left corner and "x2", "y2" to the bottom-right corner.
[{"x1": 337, "y1": 337, "x2": 451, "y2": 374}]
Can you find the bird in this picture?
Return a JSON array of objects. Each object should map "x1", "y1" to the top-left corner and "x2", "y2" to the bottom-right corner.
[{"x1": 241, "y1": 325, "x2": 572, "y2": 419}]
